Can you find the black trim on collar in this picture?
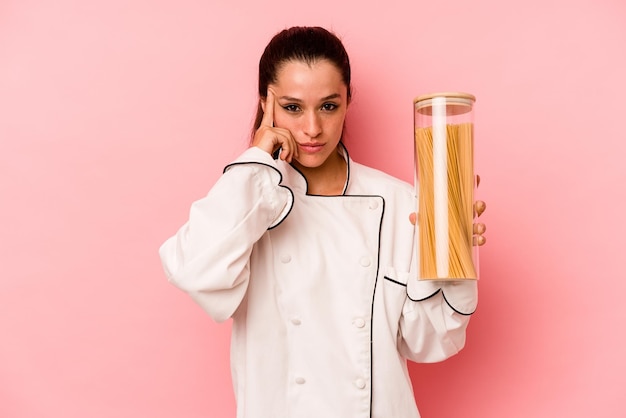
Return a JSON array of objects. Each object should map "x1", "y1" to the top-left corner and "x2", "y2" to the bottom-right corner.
[
  {"x1": 340, "y1": 142, "x2": 351, "y2": 194},
  {"x1": 286, "y1": 141, "x2": 351, "y2": 196}
]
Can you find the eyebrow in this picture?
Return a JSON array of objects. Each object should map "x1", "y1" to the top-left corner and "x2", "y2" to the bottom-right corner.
[{"x1": 278, "y1": 93, "x2": 342, "y2": 102}]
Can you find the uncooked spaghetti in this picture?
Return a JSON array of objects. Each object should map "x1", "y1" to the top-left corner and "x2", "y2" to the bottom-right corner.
[{"x1": 415, "y1": 123, "x2": 476, "y2": 279}]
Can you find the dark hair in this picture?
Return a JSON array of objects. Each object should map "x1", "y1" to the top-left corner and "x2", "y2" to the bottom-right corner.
[{"x1": 251, "y1": 26, "x2": 352, "y2": 139}]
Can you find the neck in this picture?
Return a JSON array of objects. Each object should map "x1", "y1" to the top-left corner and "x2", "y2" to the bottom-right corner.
[{"x1": 292, "y1": 147, "x2": 347, "y2": 196}]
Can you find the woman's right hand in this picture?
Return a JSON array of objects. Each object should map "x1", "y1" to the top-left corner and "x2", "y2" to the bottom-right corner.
[{"x1": 252, "y1": 89, "x2": 299, "y2": 163}]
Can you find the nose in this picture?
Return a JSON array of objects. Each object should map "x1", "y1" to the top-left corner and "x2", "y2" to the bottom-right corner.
[{"x1": 303, "y1": 111, "x2": 322, "y2": 138}]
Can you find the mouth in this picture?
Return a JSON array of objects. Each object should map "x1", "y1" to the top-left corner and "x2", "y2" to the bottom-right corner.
[{"x1": 298, "y1": 142, "x2": 325, "y2": 153}]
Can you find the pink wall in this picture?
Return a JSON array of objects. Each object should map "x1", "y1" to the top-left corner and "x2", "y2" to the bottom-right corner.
[{"x1": 1, "y1": 0, "x2": 625, "y2": 417}]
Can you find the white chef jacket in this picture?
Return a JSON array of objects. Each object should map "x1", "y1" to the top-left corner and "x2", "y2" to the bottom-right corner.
[{"x1": 159, "y1": 144, "x2": 478, "y2": 418}]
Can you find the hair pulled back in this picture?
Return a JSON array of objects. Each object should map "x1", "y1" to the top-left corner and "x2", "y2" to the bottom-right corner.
[{"x1": 252, "y1": 26, "x2": 352, "y2": 137}]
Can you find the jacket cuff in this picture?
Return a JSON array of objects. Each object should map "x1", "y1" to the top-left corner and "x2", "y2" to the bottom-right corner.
[
  {"x1": 223, "y1": 147, "x2": 293, "y2": 229},
  {"x1": 407, "y1": 279, "x2": 478, "y2": 315},
  {"x1": 224, "y1": 146, "x2": 278, "y2": 169}
]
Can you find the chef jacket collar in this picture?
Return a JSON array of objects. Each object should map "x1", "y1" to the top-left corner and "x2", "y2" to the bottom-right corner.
[{"x1": 279, "y1": 142, "x2": 351, "y2": 196}]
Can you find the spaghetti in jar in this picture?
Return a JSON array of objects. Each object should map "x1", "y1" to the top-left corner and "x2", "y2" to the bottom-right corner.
[{"x1": 414, "y1": 92, "x2": 478, "y2": 280}]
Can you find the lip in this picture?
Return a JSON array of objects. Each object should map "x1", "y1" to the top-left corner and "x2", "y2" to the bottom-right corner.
[{"x1": 298, "y1": 142, "x2": 325, "y2": 153}]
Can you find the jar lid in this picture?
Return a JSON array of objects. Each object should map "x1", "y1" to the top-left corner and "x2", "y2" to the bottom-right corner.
[{"x1": 414, "y1": 92, "x2": 475, "y2": 116}]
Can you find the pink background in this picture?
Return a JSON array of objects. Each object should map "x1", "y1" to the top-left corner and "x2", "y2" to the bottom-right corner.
[{"x1": 1, "y1": 0, "x2": 625, "y2": 417}]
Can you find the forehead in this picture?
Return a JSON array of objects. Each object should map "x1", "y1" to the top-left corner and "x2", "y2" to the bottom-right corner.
[{"x1": 273, "y1": 59, "x2": 347, "y2": 98}]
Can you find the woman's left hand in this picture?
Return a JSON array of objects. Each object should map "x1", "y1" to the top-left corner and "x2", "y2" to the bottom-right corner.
[{"x1": 409, "y1": 175, "x2": 487, "y2": 246}]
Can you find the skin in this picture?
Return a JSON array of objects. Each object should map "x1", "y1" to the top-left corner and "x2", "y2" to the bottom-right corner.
[
  {"x1": 253, "y1": 59, "x2": 349, "y2": 195},
  {"x1": 252, "y1": 58, "x2": 487, "y2": 245}
]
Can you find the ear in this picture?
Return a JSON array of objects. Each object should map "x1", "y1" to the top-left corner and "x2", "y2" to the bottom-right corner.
[{"x1": 260, "y1": 97, "x2": 266, "y2": 114}]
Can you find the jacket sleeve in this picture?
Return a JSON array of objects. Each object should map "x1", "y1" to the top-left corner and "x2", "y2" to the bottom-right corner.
[
  {"x1": 158, "y1": 147, "x2": 293, "y2": 322},
  {"x1": 398, "y1": 278, "x2": 478, "y2": 363},
  {"x1": 392, "y1": 182, "x2": 478, "y2": 363}
]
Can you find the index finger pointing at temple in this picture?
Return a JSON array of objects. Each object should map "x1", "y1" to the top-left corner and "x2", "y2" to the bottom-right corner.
[{"x1": 261, "y1": 88, "x2": 275, "y2": 127}]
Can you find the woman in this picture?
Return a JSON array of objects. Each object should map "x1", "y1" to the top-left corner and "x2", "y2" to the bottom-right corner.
[{"x1": 159, "y1": 26, "x2": 486, "y2": 418}]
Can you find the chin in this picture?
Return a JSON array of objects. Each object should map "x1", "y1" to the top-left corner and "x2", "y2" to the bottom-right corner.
[{"x1": 293, "y1": 155, "x2": 327, "y2": 169}]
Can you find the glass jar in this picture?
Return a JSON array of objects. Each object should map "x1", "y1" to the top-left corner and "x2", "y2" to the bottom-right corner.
[{"x1": 414, "y1": 92, "x2": 478, "y2": 280}]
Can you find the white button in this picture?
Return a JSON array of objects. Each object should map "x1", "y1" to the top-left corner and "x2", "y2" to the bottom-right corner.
[
  {"x1": 354, "y1": 318, "x2": 365, "y2": 328},
  {"x1": 360, "y1": 257, "x2": 371, "y2": 267},
  {"x1": 355, "y1": 379, "x2": 366, "y2": 389},
  {"x1": 280, "y1": 254, "x2": 291, "y2": 264},
  {"x1": 291, "y1": 318, "x2": 301, "y2": 326},
  {"x1": 369, "y1": 200, "x2": 379, "y2": 210},
  {"x1": 295, "y1": 377, "x2": 306, "y2": 385}
]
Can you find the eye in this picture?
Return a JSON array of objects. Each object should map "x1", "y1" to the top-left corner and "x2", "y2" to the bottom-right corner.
[
  {"x1": 283, "y1": 104, "x2": 301, "y2": 113},
  {"x1": 321, "y1": 103, "x2": 338, "y2": 112}
]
